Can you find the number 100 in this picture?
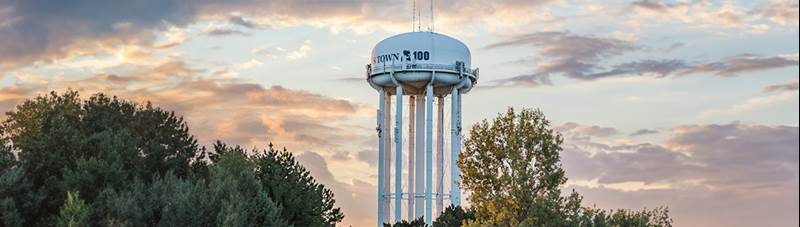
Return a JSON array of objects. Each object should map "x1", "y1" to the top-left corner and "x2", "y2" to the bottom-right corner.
[{"x1": 413, "y1": 51, "x2": 430, "y2": 60}]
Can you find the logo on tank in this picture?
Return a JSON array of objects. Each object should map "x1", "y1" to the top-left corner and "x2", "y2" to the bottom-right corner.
[{"x1": 375, "y1": 50, "x2": 431, "y2": 64}]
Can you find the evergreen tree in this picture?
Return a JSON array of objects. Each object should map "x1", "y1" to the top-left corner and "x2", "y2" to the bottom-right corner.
[
  {"x1": 0, "y1": 91, "x2": 344, "y2": 226},
  {"x1": 57, "y1": 191, "x2": 89, "y2": 227},
  {"x1": 248, "y1": 143, "x2": 344, "y2": 226},
  {"x1": 433, "y1": 205, "x2": 475, "y2": 227},
  {"x1": 384, "y1": 217, "x2": 427, "y2": 227}
]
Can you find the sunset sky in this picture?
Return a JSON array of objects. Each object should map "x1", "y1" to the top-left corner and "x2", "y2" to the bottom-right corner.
[{"x1": 1, "y1": 0, "x2": 798, "y2": 226}]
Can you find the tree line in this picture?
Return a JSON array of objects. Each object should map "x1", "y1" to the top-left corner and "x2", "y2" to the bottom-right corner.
[
  {"x1": 0, "y1": 91, "x2": 342, "y2": 226},
  {"x1": 0, "y1": 91, "x2": 672, "y2": 226}
]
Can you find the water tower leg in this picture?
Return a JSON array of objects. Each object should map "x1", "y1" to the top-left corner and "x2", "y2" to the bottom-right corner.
[
  {"x1": 381, "y1": 90, "x2": 393, "y2": 225},
  {"x1": 394, "y1": 86, "x2": 403, "y2": 223},
  {"x1": 425, "y1": 83, "x2": 434, "y2": 226},
  {"x1": 450, "y1": 88, "x2": 461, "y2": 206},
  {"x1": 408, "y1": 96, "x2": 416, "y2": 221},
  {"x1": 436, "y1": 96, "x2": 444, "y2": 216},
  {"x1": 414, "y1": 93, "x2": 425, "y2": 219},
  {"x1": 377, "y1": 90, "x2": 386, "y2": 226}
]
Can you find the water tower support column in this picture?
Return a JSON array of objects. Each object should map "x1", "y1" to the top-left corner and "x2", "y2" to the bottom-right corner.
[
  {"x1": 450, "y1": 87, "x2": 461, "y2": 206},
  {"x1": 384, "y1": 90, "x2": 393, "y2": 223},
  {"x1": 425, "y1": 83, "x2": 434, "y2": 225},
  {"x1": 436, "y1": 96, "x2": 444, "y2": 215},
  {"x1": 377, "y1": 89, "x2": 386, "y2": 226},
  {"x1": 414, "y1": 93, "x2": 425, "y2": 218},
  {"x1": 394, "y1": 85, "x2": 403, "y2": 222},
  {"x1": 408, "y1": 96, "x2": 416, "y2": 221}
]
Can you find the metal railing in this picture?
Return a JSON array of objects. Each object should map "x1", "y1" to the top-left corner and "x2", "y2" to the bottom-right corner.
[{"x1": 368, "y1": 62, "x2": 479, "y2": 79}]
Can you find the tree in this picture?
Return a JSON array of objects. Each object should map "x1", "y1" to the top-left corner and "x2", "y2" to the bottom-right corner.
[
  {"x1": 459, "y1": 107, "x2": 672, "y2": 227},
  {"x1": 57, "y1": 191, "x2": 90, "y2": 227},
  {"x1": 0, "y1": 91, "x2": 344, "y2": 226},
  {"x1": 459, "y1": 107, "x2": 577, "y2": 226},
  {"x1": 248, "y1": 143, "x2": 344, "y2": 226},
  {"x1": 384, "y1": 217, "x2": 427, "y2": 227},
  {"x1": 208, "y1": 145, "x2": 287, "y2": 227},
  {"x1": 579, "y1": 206, "x2": 673, "y2": 227},
  {"x1": 0, "y1": 91, "x2": 208, "y2": 225},
  {"x1": 0, "y1": 140, "x2": 36, "y2": 227},
  {"x1": 433, "y1": 205, "x2": 475, "y2": 227}
]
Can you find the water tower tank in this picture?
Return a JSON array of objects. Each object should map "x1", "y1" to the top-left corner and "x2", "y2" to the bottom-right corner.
[{"x1": 367, "y1": 32, "x2": 478, "y2": 95}]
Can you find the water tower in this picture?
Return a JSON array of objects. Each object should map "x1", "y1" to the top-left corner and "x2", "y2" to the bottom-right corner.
[{"x1": 366, "y1": 31, "x2": 478, "y2": 226}]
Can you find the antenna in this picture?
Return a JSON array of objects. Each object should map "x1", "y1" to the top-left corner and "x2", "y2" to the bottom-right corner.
[
  {"x1": 430, "y1": 0, "x2": 434, "y2": 32},
  {"x1": 412, "y1": 0, "x2": 416, "y2": 31},
  {"x1": 417, "y1": 0, "x2": 422, "y2": 31}
]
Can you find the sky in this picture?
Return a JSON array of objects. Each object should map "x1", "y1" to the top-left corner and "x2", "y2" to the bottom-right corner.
[{"x1": 0, "y1": 0, "x2": 798, "y2": 226}]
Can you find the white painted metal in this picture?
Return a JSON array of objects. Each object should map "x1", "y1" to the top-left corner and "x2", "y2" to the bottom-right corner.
[
  {"x1": 407, "y1": 96, "x2": 415, "y2": 221},
  {"x1": 383, "y1": 91, "x2": 393, "y2": 223},
  {"x1": 377, "y1": 89, "x2": 386, "y2": 226},
  {"x1": 394, "y1": 85, "x2": 403, "y2": 222},
  {"x1": 368, "y1": 32, "x2": 478, "y2": 95},
  {"x1": 414, "y1": 95, "x2": 425, "y2": 218},
  {"x1": 425, "y1": 83, "x2": 434, "y2": 226},
  {"x1": 436, "y1": 96, "x2": 444, "y2": 215},
  {"x1": 367, "y1": 31, "x2": 477, "y2": 226},
  {"x1": 455, "y1": 89, "x2": 463, "y2": 205},
  {"x1": 371, "y1": 32, "x2": 471, "y2": 69},
  {"x1": 450, "y1": 87, "x2": 460, "y2": 206}
]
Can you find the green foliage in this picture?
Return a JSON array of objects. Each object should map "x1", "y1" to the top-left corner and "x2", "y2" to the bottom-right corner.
[
  {"x1": 250, "y1": 143, "x2": 344, "y2": 226},
  {"x1": 384, "y1": 217, "x2": 427, "y2": 227},
  {"x1": 57, "y1": 191, "x2": 89, "y2": 227},
  {"x1": 433, "y1": 205, "x2": 475, "y2": 227},
  {"x1": 0, "y1": 91, "x2": 343, "y2": 226},
  {"x1": 1, "y1": 197, "x2": 23, "y2": 227},
  {"x1": 577, "y1": 206, "x2": 673, "y2": 227},
  {"x1": 459, "y1": 107, "x2": 673, "y2": 227},
  {"x1": 460, "y1": 107, "x2": 575, "y2": 226},
  {"x1": 0, "y1": 91, "x2": 207, "y2": 225}
]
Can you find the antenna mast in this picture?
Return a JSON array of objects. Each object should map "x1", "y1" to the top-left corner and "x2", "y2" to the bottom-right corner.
[
  {"x1": 430, "y1": 0, "x2": 434, "y2": 32},
  {"x1": 412, "y1": 0, "x2": 416, "y2": 31},
  {"x1": 417, "y1": 0, "x2": 421, "y2": 31}
]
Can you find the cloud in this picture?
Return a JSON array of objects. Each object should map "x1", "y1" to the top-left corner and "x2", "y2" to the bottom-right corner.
[
  {"x1": 484, "y1": 31, "x2": 642, "y2": 86},
  {"x1": 764, "y1": 79, "x2": 800, "y2": 92},
  {"x1": 562, "y1": 123, "x2": 799, "y2": 226},
  {"x1": 486, "y1": 31, "x2": 797, "y2": 87},
  {"x1": 286, "y1": 40, "x2": 312, "y2": 60},
  {"x1": 629, "y1": 0, "x2": 691, "y2": 13},
  {"x1": 625, "y1": 0, "x2": 798, "y2": 34},
  {"x1": 630, "y1": 129, "x2": 659, "y2": 137},
  {"x1": 205, "y1": 27, "x2": 249, "y2": 36},
  {"x1": 333, "y1": 77, "x2": 366, "y2": 84},
  {"x1": 681, "y1": 54, "x2": 799, "y2": 77},
  {"x1": 584, "y1": 59, "x2": 689, "y2": 79},
  {"x1": 0, "y1": 0, "x2": 195, "y2": 68},
  {"x1": 0, "y1": 0, "x2": 563, "y2": 68},
  {"x1": 563, "y1": 122, "x2": 798, "y2": 189},
  {"x1": 1, "y1": 57, "x2": 366, "y2": 154},
  {"x1": 485, "y1": 31, "x2": 637, "y2": 60},
  {"x1": 356, "y1": 149, "x2": 377, "y2": 167},
  {"x1": 228, "y1": 15, "x2": 257, "y2": 29},
  {"x1": 697, "y1": 90, "x2": 798, "y2": 119},
  {"x1": 627, "y1": 0, "x2": 749, "y2": 29},
  {"x1": 251, "y1": 40, "x2": 313, "y2": 61},
  {"x1": 481, "y1": 74, "x2": 552, "y2": 89},
  {"x1": 752, "y1": 0, "x2": 800, "y2": 26},
  {"x1": 556, "y1": 122, "x2": 620, "y2": 139}
]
